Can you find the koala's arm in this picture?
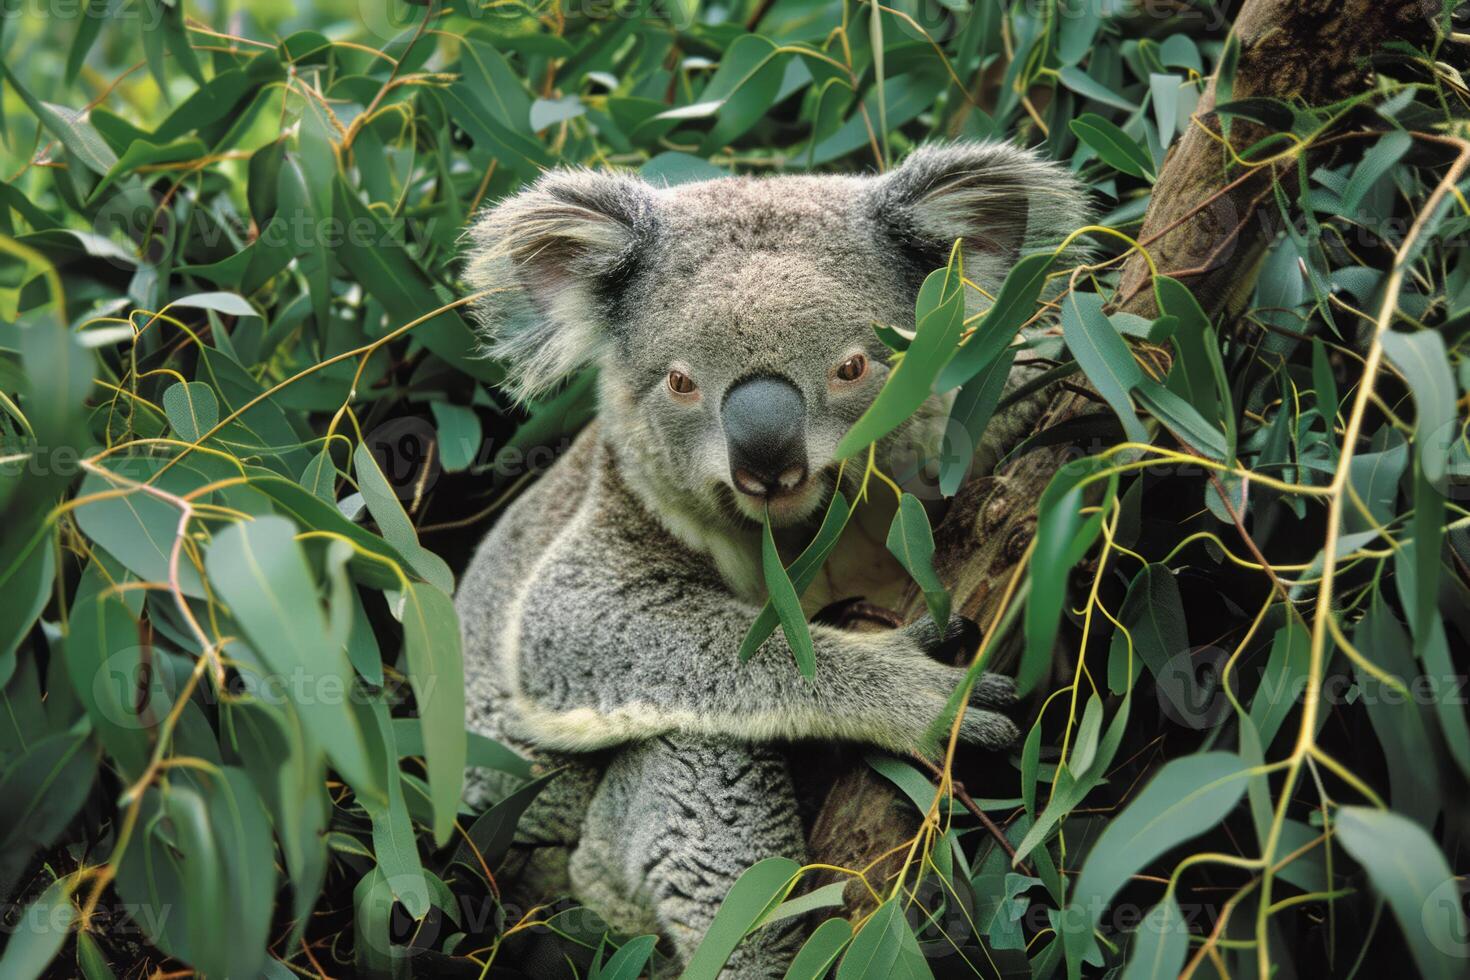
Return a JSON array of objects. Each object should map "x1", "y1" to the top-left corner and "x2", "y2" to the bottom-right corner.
[{"x1": 500, "y1": 516, "x2": 1017, "y2": 755}]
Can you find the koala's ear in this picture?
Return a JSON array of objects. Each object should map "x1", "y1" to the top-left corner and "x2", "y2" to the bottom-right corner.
[
  {"x1": 868, "y1": 141, "x2": 1085, "y2": 293},
  {"x1": 465, "y1": 169, "x2": 657, "y2": 401}
]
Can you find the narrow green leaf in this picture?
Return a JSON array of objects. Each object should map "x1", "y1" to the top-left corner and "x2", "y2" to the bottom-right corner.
[
  {"x1": 598, "y1": 935, "x2": 660, "y2": 980},
  {"x1": 1062, "y1": 753, "x2": 1250, "y2": 971},
  {"x1": 763, "y1": 512, "x2": 815, "y2": 678},
  {"x1": 0, "y1": 877, "x2": 76, "y2": 980},
  {"x1": 837, "y1": 258, "x2": 967, "y2": 458},
  {"x1": 1068, "y1": 694, "x2": 1103, "y2": 776},
  {"x1": 205, "y1": 516, "x2": 382, "y2": 804},
  {"x1": 836, "y1": 896, "x2": 935, "y2": 979},
  {"x1": 1061, "y1": 292, "x2": 1149, "y2": 445},
  {"x1": 681, "y1": 857, "x2": 801, "y2": 979},
  {"x1": 937, "y1": 250, "x2": 1055, "y2": 392},
  {"x1": 940, "y1": 347, "x2": 1018, "y2": 495},
  {"x1": 353, "y1": 442, "x2": 454, "y2": 595},
  {"x1": 1121, "y1": 894, "x2": 1189, "y2": 980},
  {"x1": 399, "y1": 580, "x2": 466, "y2": 846},
  {"x1": 886, "y1": 493, "x2": 950, "y2": 629},
  {"x1": 1381, "y1": 329, "x2": 1457, "y2": 483},
  {"x1": 740, "y1": 491, "x2": 851, "y2": 660},
  {"x1": 1070, "y1": 114, "x2": 1155, "y2": 180},
  {"x1": 1021, "y1": 455, "x2": 1118, "y2": 695},
  {"x1": 1336, "y1": 807, "x2": 1468, "y2": 980},
  {"x1": 784, "y1": 917, "x2": 853, "y2": 980}
]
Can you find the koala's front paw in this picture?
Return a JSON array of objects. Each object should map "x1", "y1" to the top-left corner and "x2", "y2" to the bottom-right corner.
[{"x1": 896, "y1": 614, "x2": 1021, "y2": 751}]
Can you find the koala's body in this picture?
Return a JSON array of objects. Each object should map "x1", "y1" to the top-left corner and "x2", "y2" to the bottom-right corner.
[{"x1": 456, "y1": 142, "x2": 1084, "y2": 976}]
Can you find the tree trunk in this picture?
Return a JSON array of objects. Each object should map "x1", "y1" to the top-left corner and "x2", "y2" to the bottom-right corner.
[{"x1": 807, "y1": 0, "x2": 1431, "y2": 910}]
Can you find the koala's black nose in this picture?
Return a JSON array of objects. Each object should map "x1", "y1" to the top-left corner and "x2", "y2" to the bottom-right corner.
[{"x1": 723, "y1": 375, "x2": 808, "y2": 497}]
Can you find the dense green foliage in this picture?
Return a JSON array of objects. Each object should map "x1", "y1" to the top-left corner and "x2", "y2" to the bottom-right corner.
[{"x1": 1, "y1": 0, "x2": 1469, "y2": 977}]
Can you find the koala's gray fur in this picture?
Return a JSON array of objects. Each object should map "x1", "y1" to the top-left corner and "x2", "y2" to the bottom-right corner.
[{"x1": 456, "y1": 141, "x2": 1086, "y2": 977}]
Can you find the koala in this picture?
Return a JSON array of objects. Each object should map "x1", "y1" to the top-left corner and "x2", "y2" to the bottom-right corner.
[{"x1": 456, "y1": 141, "x2": 1085, "y2": 977}]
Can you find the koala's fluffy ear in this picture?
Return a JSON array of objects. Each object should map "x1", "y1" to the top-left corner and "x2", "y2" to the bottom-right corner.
[
  {"x1": 868, "y1": 141, "x2": 1085, "y2": 293},
  {"x1": 465, "y1": 169, "x2": 657, "y2": 401}
]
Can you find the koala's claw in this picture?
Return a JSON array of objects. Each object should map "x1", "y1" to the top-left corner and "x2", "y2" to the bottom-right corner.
[
  {"x1": 958, "y1": 708, "x2": 1022, "y2": 749},
  {"x1": 906, "y1": 613, "x2": 982, "y2": 664},
  {"x1": 970, "y1": 671, "x2": 1018, "y2": 711}
]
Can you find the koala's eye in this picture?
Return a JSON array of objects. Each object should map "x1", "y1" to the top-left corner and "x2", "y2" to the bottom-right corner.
[
  {"x1": 667, "y1": 370, "x2": 698, "y2": 396},
  {"x1": 835, "y1": 353, "x2": 868, "y2": 383}
]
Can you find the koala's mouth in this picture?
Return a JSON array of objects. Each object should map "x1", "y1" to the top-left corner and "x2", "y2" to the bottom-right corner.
[{"x1": 723, "y1": 469, "x2": 830, "y2": 527}]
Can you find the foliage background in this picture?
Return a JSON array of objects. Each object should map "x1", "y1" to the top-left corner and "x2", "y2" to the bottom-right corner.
[{"x1": 0, "y1": 0, "x2": 1468, "y2": 977}]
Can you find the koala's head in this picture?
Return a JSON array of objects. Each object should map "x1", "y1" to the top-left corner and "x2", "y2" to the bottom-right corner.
[{"x1": 466, "y1": 142, "x2": 1082, "y2": 530}]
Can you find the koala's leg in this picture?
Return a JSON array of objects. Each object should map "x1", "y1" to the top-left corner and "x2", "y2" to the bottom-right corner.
[{"x1": 571, "y1": 734, "x2": 807, "y2": 978}]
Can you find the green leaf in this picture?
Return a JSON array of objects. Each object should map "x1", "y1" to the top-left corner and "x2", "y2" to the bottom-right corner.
[
  {"x1": 836, "y1": 896, "x2": 935, "y2": 979},
  {"x1": 1106, "y1": 562, "x2": 1186, "y2": 697},
  {"x1": 1247, "y1": 622, "x2": 1309, "y2": 751},
  {"x1": 1062, "y1": 753, "x2": 1251, "y2": 972},
  {"x1": 453, "y1": 770, "x2": 560, "y2": 871},
  {"x1": 0, "y1": 732, "x2": 98, "y2": 897},
  {"x1": 162, "y1": 381, "x2": 220, "y2": 442},
  {"x1": 886, "y1": 493, "x2": 950, "y2": 629},
  {"x1": 763, "y1": 510, "x2": 815, "y2": 678},
  {"x1": 75, "y1": 932, "x2": 116, "y2": 980},
  {"x1": 399, "y1": 580, "x2": 466, "y2": 846},
  {"x1": 1336, "y1": 806, "x2": 1468, "y2": 980},
  {"x1": 0, "y1": 529, "x2": 53, "y2": 684},
  {"x1": 170, "y1": 290, "x2": 260, "y2": 318},
  {"x1": 1061, "y1": 292, "x2": 1149, "y2": 446},
  {"x1": 681, "y1": 856, "x2": 801, "y2": 978},
  {"x1": 940, "y1": 347, "x2": 1018, "y2": 495},
  {"x1": 1021, "y1": 455, "x2": 1117, "y2": 695},
  {"x1": 1068, "y1": 694, "x2": 1103, "y2": 776},
  {"x1": 1013, "y1": 696, "x2": 1130, "y2": 864},
  {"x1": 72, "y1": 463, "x2": 207, "y2": 599},
  {"x1": 0, "y1": 69, "x2": 117, "y2": 174},
  {"x1": 1122, "y1": 894, "x2": 1189, "y2": 980},
  {"x1": 1057, "y1": 68, "x2": 1135, "y2": 111},
  {"x1": 936, "y1": 250, "x2": 1055, "y2": 392},
  {"x1": 65, "y1": 574, "x2": 151, "y2": 778},
  {"x1": 692, "y1": 35, "x2": 790, "y2": 154},
  {"x1": 1342, "y1": 130, "x2": 1412, "y2": 216},
  {"x1": 1381, "y1": 329, "x2": 1457, "y2": 483},
  {"x1": 837, "y1": 257, "x2": 967, "y2": 458},
  {"x1": 359, "y1": 699, "x2": 430, "y2": 920},
  {"x1": 430, "y1": 401, "x2": 482, "y2": 473},
  {"x1": 0, "y1": 877, "x2": 76, "y2": 980},
  {"x1": 1135, "y1": 378, "x2": 1228, "y2": 460},
  {"x1": 1071, "y1": 114, "x2": 1155, "y2": 180},
  {"x1": 353, "y1": 442, "x2": 454, "y2": 595},
  {"x1": 330, "y1": 177, "x2": 499, "y2": 383},
  {"x1": 784, "y1": 917, "x2": 853, "y2": 979},
  {"x1": 204, "y1": 516, "x2": 382, "y2": 804},
  {"x1": 640, "y1": 151, "x2": 727, "y2": 185},
  {"x1": 91, "y1": 135, "x2": 206, "y2": 197},
  {"x1": 740, "y1": 491, "x2": 851, "y2": 660},
  {"x1": 597, "y1": 935, "x2": 659, "y2": 980}
]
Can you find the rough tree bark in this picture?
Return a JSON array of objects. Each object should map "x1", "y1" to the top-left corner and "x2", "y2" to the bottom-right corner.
[{"x1": 807, "y1": 0, "x2": 1432, "y2": 909}]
